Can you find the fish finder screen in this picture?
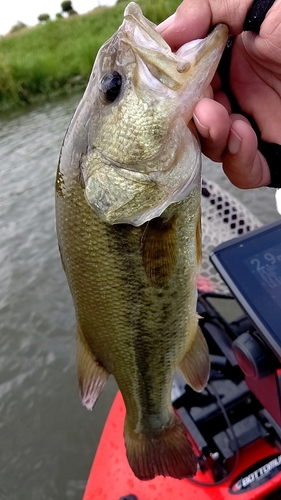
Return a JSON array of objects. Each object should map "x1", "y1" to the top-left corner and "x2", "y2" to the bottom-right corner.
[
  {"x1": 244, "y1": 243, "x2": 281, "y2": 312},
  {"x1": 210, "y1": 221, "x2": 281, "y2": 360}
]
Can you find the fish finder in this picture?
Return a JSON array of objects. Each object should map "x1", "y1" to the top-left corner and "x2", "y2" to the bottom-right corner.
[{"x1": 210, "y1": 220, "x2": 281, "y2": 362}]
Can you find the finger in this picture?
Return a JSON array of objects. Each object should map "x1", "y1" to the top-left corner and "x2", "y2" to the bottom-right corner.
[
  {"x1": 214, "y1": 90, "x2": 232, "y2": 113},
  {"x1": 157, "y1": 0, "x2": 253, "y2": 49},
  {"x1": 193, "y1": 98, "x2": 231, "y2": 162},
  {"x1": 230, "y1": 34, "x2": 281, "y2": 144},
  {"x1": 223, "y1": 119, "x2": 271, "y2": 188},
  {"x1": 157, "y1": 1, "x2": 211, "y2": 50}
]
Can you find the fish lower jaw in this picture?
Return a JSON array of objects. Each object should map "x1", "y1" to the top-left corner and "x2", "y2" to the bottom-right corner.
[
  {"x1": 84, "y1": 165, "x2": 201, "y2": 226},
  {"x1": 83, "y1": 126, "x2": 201, "y2": 226}
]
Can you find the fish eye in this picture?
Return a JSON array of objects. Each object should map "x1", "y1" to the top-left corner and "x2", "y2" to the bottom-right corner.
[{"x1": 99, "y1": 71, "x2": 122, "y2": 103}]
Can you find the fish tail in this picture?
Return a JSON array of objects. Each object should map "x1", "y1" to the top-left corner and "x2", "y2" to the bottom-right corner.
[{"x1": 124, "y1": 415, "x2": 197, "y2": 480}]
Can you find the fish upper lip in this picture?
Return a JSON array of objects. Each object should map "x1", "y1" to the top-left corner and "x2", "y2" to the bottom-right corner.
[{"x1": 121, "y1": 7, "x2": 228, "y2": 92}]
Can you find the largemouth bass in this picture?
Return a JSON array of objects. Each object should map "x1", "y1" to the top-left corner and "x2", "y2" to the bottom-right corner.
[{"x1": 56, "y1": 2, "x2": 228, "y2": 481}]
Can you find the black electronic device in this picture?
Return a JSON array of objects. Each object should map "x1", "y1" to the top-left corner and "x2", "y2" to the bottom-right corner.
[{"x1": 210, "y1": 220, "x2": 281, "y2": 361}]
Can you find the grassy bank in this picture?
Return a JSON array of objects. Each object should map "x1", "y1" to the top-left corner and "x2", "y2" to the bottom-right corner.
[{"x1": 0, "y1": 0, "x2": 180, "y2": 112}]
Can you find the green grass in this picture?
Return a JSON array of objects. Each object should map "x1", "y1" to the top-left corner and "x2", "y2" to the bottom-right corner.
[{"x1": 0, "y1": 0, "x2": 180, "y2": 111}]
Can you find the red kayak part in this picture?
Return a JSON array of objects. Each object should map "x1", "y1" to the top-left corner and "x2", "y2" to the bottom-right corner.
[
  {"x1": 196, "y1": 274, "x2": 216, "y2": 292},
  {"x1": 83, "y1": 391, "x2": 281, "y2": 500}
]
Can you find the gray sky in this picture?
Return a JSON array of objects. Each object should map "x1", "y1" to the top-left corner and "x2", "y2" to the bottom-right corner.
[{"x1": 0, "y1": 0, "x2": 116, "y2": 35}]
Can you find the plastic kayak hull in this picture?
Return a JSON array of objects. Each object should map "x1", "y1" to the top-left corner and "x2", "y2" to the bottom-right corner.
[{"x1": 83, "y1": 391, "x2": 281, "y2": 500}]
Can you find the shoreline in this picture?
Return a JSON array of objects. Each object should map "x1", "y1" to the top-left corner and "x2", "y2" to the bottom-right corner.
[{"x1": 0, "y1": 0, "x2": 178, "y2": 113}]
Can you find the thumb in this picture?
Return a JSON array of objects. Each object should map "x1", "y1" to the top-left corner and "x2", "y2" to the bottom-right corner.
[{"x1": 158, "y1": 0, "x2": 253, "y2": 50}]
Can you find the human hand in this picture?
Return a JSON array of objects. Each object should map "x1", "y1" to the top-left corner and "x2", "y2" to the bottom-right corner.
[{"x1": 158, "y1": 0, "x2": 281, "y2": 188}]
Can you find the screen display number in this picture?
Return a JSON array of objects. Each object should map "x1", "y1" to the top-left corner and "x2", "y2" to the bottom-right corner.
[
  {"x1": 245, "y1": 243, "x2": 281, "y2": 307},
  {"x1": 251, "y1": 251, "x2": 281, "y2": 267}
]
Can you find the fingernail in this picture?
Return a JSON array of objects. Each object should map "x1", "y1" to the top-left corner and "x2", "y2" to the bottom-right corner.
[
  {"x1": 228, "y1": 128, "x2": 242, "y2": 155},
  {"x1": 157, "y1": 13, "x2": 175, "y2": 33},
  {"x1": 193, "y1": 113, "x2": 210, "y2": 138}
]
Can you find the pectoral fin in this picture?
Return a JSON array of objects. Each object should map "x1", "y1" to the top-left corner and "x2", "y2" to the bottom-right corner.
[
  {"x1": 141, "y1": 215, "x2": 178, "y2": 286},
  {"x1": 179, "y1": 325, "x2": 210, "y2": 392},
  {"x1": 77, "y1": 325, "x2": 110, "y2": 410}
]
